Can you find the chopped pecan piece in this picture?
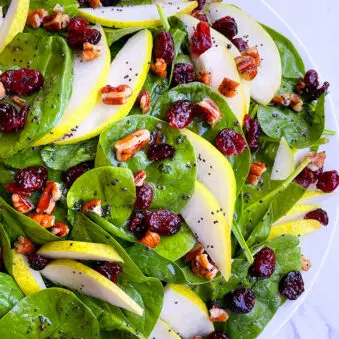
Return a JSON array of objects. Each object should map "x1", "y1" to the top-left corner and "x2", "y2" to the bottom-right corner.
[
  {"x1": 36, "y1": 181, "x2": 61, "y2": 214},
  {"x1": 14, "y1": 236, "x2": 35, "y2": 254},
  {"x1": 51, "y1": 222, "x2": 69, "y2": 237},
  {"x1": 151, "y1": 58, "x2": 167, "y2": 78},
  {"x1": 114, "y1": 129, "x2": 151, "y2": 162},
  {"x1": 192, "y1": 253, "x2": 219, "y2": 280},
  {"x1": 307, "y1": 152, "x2": 326, "y2": 172},
  {"x1": 53, "y1": 4, "x2": 64, "y2": 12},
  {"x1": 82, "y1": 42, "x2": 101, "y2": 61},
  {"x1": 218, "y1": 77, "x2": 240, "y2": 98},
  {"x1": 12, "y1": 194, "x2": 34, "y2": 214},
  {"x1": 11, "y1": 95, "x2": 26, "y2": 107},
  {"x1": 235, "y1": 55, "x2": 258, "y2": 81},
  {"x1": 290, "y1": 93, "x2": 303, "y2": 112},
  {"x1": 301, "y1": 255, "x2": 312, "y2": 271},
  {"x1": 195, "y1": 72, "x2": 211, "y2": 85},
  {"x1": 272, "y1": 93, "x2": 303, "y2": 112},
  {"x1": 0, "y1": 82, "x2": 6, "y2": 100},
  {"x1": 89, "y1": 0, "x2": 102, "y2": 8},
  {"x1": 101, "y1": 85, "x2": 133, "y2": 105},
  {"x1": 43, "y1": 12, "x2": 69, "y2": 31},
  {"x1": 82, "y1": 199, "x2": 102, "y2": 216},
  {"x1": 136, "y1": 89, "x2": 151, "y2": 114},
  {"x1": 247, "y1": 162, "x2": 267, "y2": 185},
  {"x1": 139, "y1": 231, "x2": 160, "y2": 248},
  {"x1": 185, "y1": 243, "x2": 204, "y2": 262},
  {"x1": 243, "y1": 47, "x2": 261, "y2": 67},
  {"x1": 28, "y1": 213, "x2": 56, "y2": 228},
  {"x1": 209, "y1": 305, "x2": 229, "y2": 322},
  {"x1": 26, "y1": 8, "x2": 48, "y2": 29},
  {"x1": 134, "y1": 170, "x2": 147, "y2": 187},
  {"x1": 195, "y1": 98, "x2": 222, "y2": 126}
]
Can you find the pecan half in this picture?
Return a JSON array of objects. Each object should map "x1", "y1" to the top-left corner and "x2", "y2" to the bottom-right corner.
[
  {"x1": 51, "y1": 222, "x2": 69, "y2": 237},
  {"x1": 134, "y1": 170, "x2": 147, "y2": 187},
  {"x1": 136, "y1": 89, "x2": 151, "y2": 114},
  {"x1": 14, "y1": 236, "x2": 35, "y2": 254},
  {"x1": 139, "y1": 231, "x2": 160, "y2": 248},
  {"x1": 82, "y1": 200, "x2": 102, "y2": 216},
  {"x1": 11, "y1": 95, "x2": 26, "y2": 107},
  {"x1": 209, "y1": 305, "x2": 229, "y2": 322},
  {"x1": 114, "y1": 129, "x2": 151, "y2": 162},
  {"x1": 12, "y1": 194, "x2": 34, "y2": 214},
  {"x1": 192, "y1": 253, "x2": 219, "y2": 280},
  {"x1": 28, "y1": 213, "x2": 56, "y2": 228},
  {"x1": 307, "y1": 152, "x2": 326, "y2": 172},
  {"x1": 101, "y1": 85, "x2": 133, "y2": 105},
  {"x1": 151, "y1": 58, "x2": 167, "y2": 78},
  {"x1": 43, "y1": 12, "x2": 69, "y2": 31},
  {"x1": 235, "y1": 55, "x2": 258, "y2": 81},
  {"x1": 218, "y1": 77, "x2": 240, "y2": 98},
  {"x1": 0, "y1": 82, "x2": 6, "y2": 100},
  {"x1": 272, "y1": 93, "x2": 303, "y2": 112},
  {"x1": 36, "y1": 181, "x2": 61, "y2": 214},
  {"x1": 247, "y1": 162, "x2": 267, "y2": 185},
  {"x1": 243, "y1": 47, "x2": 261, "y2": 67},
  {"x1": 26, "y1": 9, "x2": 48, "y2": 29},
  {"x1": 185, "y1": 243, "x2": 204, "y2": 262},
  {"x1": 301, "y1": 255, "x2": 312, "y2": 271},
  {"x1": 290, "y1": 94, "x2": 304, "y2": 112},
  {"x1": 89, "y1": 0, "x2": 102, "y2": 8},
  {"x1": 195, "y1": 72, "x2": 211, "y2": 85},
  {"x1": 82, "y1": 42, "x2": 101, "y2": 61},
  {"x1": 195, "y1": 98, "x2": 222, "y2": 126}
]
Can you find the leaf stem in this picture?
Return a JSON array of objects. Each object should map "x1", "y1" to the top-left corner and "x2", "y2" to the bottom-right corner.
[
  {"x1": 156, "y1": 4, "x2": 170, "y2": 32},
  {"x1": 232, "y1": 223, "x2": 254, "y2": 264},
  {"x1": 323, "y1": 129, "x2": 336, "y2": 136},
  {"x1": 249, "y1": 103, "x2": 259, "y2": 119}
]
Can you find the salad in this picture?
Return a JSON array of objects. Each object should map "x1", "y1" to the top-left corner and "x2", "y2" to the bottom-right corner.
[{"x1": 0, "y1": 0, "x2": 337, "y2": 338}]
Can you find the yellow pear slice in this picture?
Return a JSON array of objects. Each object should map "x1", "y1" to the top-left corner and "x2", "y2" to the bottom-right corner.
[
  {"x1": 35, "y1": 25, "x2": 110, "y2": 146},
  {"x1": 181, "y1": 181, "x2": 231, "y2": 280},
  {"x1": 37, "y1": 241, "x2": 123, "y2": 262},
  {"x1": 271, "y1": 137, "x2": 295, "y2": 180},
  {"x1": 41, "y1": 259, "x2": 143, "y2": 316},
  {"x1": 12, "y1": 251, "x2": 46, "y2": 296},
  {"x1": 79, "y1": 2, "x2": 197, "y2": 28},
  {"x1": 273, "y1": 204, "x2": 320, "y2": 226},
  {"x1": 149, "y1": 319, "x2": 181, "y2": 339},
  {"x1": 56, "y1": 29, "x2": 152, "y2": 144}
]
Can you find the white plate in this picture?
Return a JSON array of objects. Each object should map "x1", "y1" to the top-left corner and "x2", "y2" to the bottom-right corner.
[{"x1": 228, "y1": 1, "x2": 339, "y2": 338}]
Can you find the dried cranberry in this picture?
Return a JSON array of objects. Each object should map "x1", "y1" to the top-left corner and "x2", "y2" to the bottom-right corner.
[
  {"x1": 304, "y1": 208, "x2": 329, "y2": 226},
  {"x1": 68, "y1": 28, "x2": 102, "y2": 49},
  {"x1": 94, "y1": 261, "x2": 122, "y2": 284},
  {"x1": 249, "y1": 247, "x2": 276, "y2": 279},
  {"x1": 135, "y1": 184, "x2": 153, "y2": 209},
  {"x1": 147, "y1": 143, "x2": 176, "y2": 161},
  {"x1": 279, "y1": 271, "x2": 304, "y2": 300},
  {"x1": 0, "y1": 103, "x2": 28, "y2": 133},
  {"x1": 67, "y1": 17, "x2": 89, "y2": 31},
  {"x1": 63, "y1": 161, "x2": 94, "y2": 188},
  {"x1": 196, "y1": 0, "x2": 206, "y2": 10},
  {"x1": 231, "y1": 37, "x2": 249, "y2": 52},
  {"x1": 297, "y1": 70, "x2": 330, "y2": 101},
  {"x1": 101, "y1": 0, "x2": 121, "y2": 6},
  {"x1": 225, "y1": 287, "x2": 256, "y2": 314},
  {"x1": 146, "y1": 210, "x2": 182, "y2": 236},
  {"x1": 129, "y1": 211, "x2": 149, "y2": 239},
  {"x1": 191, "y1": 22, "x2": 212, "y2": 56},
  {"x1": 304, "y1": 70, "x2": 319, "y2": 88},
  {"x1": 206, "y1": 332, "x2": 230, "y2": 339},
  {"x1": 1, "y1": 69, "x2": 44, "y2": 96},
  {"x1": 316, "y1": 170, "x2": 339, "y2": 193},
  {"x1": 153, "y1": 31, "x2": 175, "y2": 65},
  {"x1": 28, "y1": 254, "x2": 49, "y2": 271},
  {"x1": 294, "y1": 168, "x2": 317, "y2": 188},
  {"x1": 77, "y1": 0, "x2": 85, "y2": 4},
  {"x1": 172, "y1": 63, "x2": 195, "y2": 87},
  {"x1": 194, "y1": 12, "x2": 208, "y2": 22},
  {"x1": 167, "y1": 100, "x2": 195, "y2": 129},
  {"x1": 212, "y1": 16, "x2": 238, "y2": 40},
  {"x1": 243, "y1": 114, "x2": 260, "y2": 153},
  {"x1": 215, "y1": 128, "x2": 246, "y2": 156}
]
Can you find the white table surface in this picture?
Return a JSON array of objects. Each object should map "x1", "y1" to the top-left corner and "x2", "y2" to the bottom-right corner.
[{"x1": 265, "y1": 0, "x2": 339, "y2": 338}]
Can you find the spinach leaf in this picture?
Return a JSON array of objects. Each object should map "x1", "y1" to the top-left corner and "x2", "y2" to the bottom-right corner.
[
  {"x1": 0, "y1": 273, "x2": 24, "y2": 318},
  {"x1": 104, "y1": 27, "x2": 144, "y2": 46},
  {"x1": 0, "y1": 223, "x2": 14, "y2": 274},
  {"x1": 41, "y1": 138, "x2": 97, "y2": 171},
  {"x1": 150, "y1": 82, "x2": 251, "y2": 193},
  {"x1": 70, "y1": 213, "x2": 163, "y2": 338},
  {"x1": 0, "y1": 34, "x2": 73, "y2": 158},
  {"x1": 67, "y1": 167, "x2": 136, "y2": 227},
  {"x1": 0, "y1": 288, "x2": 101, "y2": 338},
  {"x1": 4, "y1": 147, "x2": 43, "y2": 169},
  {"x1": 29, "y1": 0, "x2": 79, "y2": 15},
  {"x1": 96, "y1": 115, "x2": 197, "y2": 214}
]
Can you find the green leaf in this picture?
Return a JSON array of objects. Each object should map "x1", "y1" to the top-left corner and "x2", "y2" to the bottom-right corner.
[
  {"x1": 4, "y1": 147, "x2": 43, "y2": 169},
  {"x1": 0, "y1": 288, "x2": 100, "y2": 338},
  {"x1": 0, "y1": 223, "x2": 14, "y2": 274},
  {"x1": 29, "y1": 0, "x2": 79, "y2": 15},
  {"x1": 104, "y1": 27, "x2": 145, "y2": 46}
]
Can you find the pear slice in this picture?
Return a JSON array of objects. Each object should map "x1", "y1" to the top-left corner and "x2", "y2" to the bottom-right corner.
[
  {"x1": 55, "y1": 29, "x2": 152, "y2": 144},
  {"x1": 182, "y1": 129, "x2": 236, "y2": 226},
  {"x1": 181, "y1": 181, "x2": 231, "y2": 280},
  {"x1": 35, "y1": 25, "x2": 110, "y2": 146},
  {"x1": 41, "y1": 259, "x2": 143, "y2": 316},
  {"x1": 12, "y1": 251, "x2": 46, "y2": 296},
  {"x1": 273, "y1": 204, "x2": 320, "y2": 226},
  {"x1": 37, "y1": 241, "x2": 123, "y2": 262},
  {"x1": 79, "y1": 2, "x2": 197, "y2": 28},
  {"x1": 0, "y1": 0, "x2": 29, "y2": 53},
  {"x1": 205, "y1": 3, "x2": 282, "y2": 105},
  {"x1": 149, "y1": 319, "x2": 181, "y2": 339},
  {"x1": 271, "y1": 137, "x2": 295, "y2": 180},
  {"x1": 160, "y1": 284, "x2": 214, "y2": 339}
]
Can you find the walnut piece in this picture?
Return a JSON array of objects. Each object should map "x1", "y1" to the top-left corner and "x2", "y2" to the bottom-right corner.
[
  {"x1": 301, "y1": 255, "x2": 312, "y2": 271},
  {"x1": 218, "y1": 77, "x2": 240, "y2": 98},
  {"x1": 0, "y1": 82, "x2": 6, "y2": 100},
  {"x1": 26, "y1": 8, "x2": 48, "y2": 29},
  {"x1": 192, "y1": 253, "x2": 219, "y2": 280},
  {"x1": 14, "y1": 236, "x2": 35, "y2": 254},
  {"x1": 43, "y1": 12, "x2": 69, "y2": 31},
  {"x1": 89, "y1": 0, "x2": 102, "y2": 8},
  {"x1": 195, "y1": 98, "x2": 222, "y2": 126},
  {"x1": 185, "y1": 243, "x2": 204, "y2": 262},
  {"x1": 140, "y1": 231, "x2": 161, "y2": 248},
  {"x1": 12, "y1": 194, "x2": 34, "y2": 214},
  {"x1": 307, "y1": 151, "x2": 326, "y2": 172},
  {"x1": 36, "y1": 181, "x2": 61, "y2": 214},
  {"x1": 235, "y1": 55, "x2": 258, "y2": 81},
  {"x1": 134, "y1": 170, "x2": 147, "y2": 187},
  {"x1": 101, "y1": 84, "x2": 133, "y2": 105},
  {"x1": 28, "y1": 213, "x2": 56, "y2": 228},
  {"x1": 151, "y1": 58, "x2": 167, "y2": 78},
  {"x1": 82, "y1": 200, "x2": 103, "y2": 216},
  {"x1": 53, "y1": 4, "x2": 64, "y2": 12},
  {"x1": 82, "y1": 42, "x2": 101, "y2": 61},
  {"x1": 272, "y1": 93, "x2": 304, "y2": 112},
  {"x1": 195, "y1": 72, "x2": 211, "y2": 85},
  {"x1": 209, "y1": 305, "x2": 229, "y2": 322},
  {"x1": 243, "y1": 47, "x2": 261, "y2": 67},
  {"x1": 247, "y1": 162, "x2": 267, "y2": 185},
  {"x1": 51, "y1": 222, "x2": 70, "y2": 237},
  {"x1": 136, "y1": 89, "x2": 151, "y2": 114},
  {"x1": 11, "y1": 95, "x2": 26, "y2": 107}
]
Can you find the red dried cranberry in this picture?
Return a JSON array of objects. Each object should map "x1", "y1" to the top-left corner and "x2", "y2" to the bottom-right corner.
[
  {"x1": 191, "y1": 22, "x2": 212, "y2": 56},
  {"x1": 304, "y1": 70, "x2": 319, "y2": 88},
  {"x1": 196, "y1": 0, "x2": 206, "y2": 10},
  {"x1": 294, "y1": 167, "x2": 317, "y2": 188},
  {"x1": 63, "y1": 161, "x2": 94, "y2": 188},
  {"x1": 0, "y1": 103, "x2": 28, "y2": 133},
  {"x1": 1, "y1": 69, "x2": 44, "y2": 96},
  {"x1": 316, "y1": 170, "x2": 339, "y2": 193},
  {"x1": 279, "y1": 271, "x2": 304, "y2": 300},
  {"x1": 28, "y1": 254, "x2": 49, "y2": 271},
  {"x1": 297, "y1": 69, "x2": 330, "y2": 101},
  {"x1": 153, "y1": 31, "x2": 175, "y2": 65},
  {"x1": 304, "y1": 208, "x2": 329, "y2": 226},
  {"x1": 94, "y1": 261, "x2": 122, "y2": 283},
  {"x1": 171, "y1": 63, "x2": 195, "y2": 87},
  {"x1": 215, "y1": 128, "x2": 246, "y2": 156},
  {"x1": 194, "y1": 12, "x2": 208, "y2": 22},
  {"x1": 243, "y1": 114, "x2": 260, "y2": 153},
  {"x1": 68, "y1": 28, "x2": 102, "y2": 49},
  {"x1": 146, "y1": 210, "x2": 182, "y2": 235},
  {"x1": 231, "y1": 37, "x2": 249, "y2": 52},
  {"x1": 129, "y1": 211, "x2": 149, "y2": 239},
  {"x1": 225, "y1": 287, "x2": 256, "y2": 314},
  {"x1": 167, "y1": 100, "x2": 195, "y2": 129},
  {"x1": 212, "y1": 16, "x2": 238, "y2": 40},
  {"x1": 135, "y1": 184, "x2": 153, "y2": 209},
  {"x1": 249, "y1": 247, "x2": 276, "y2": 279},
  {"x1": 206, "y1": 332, "x2": 230, "y2": 339},
  {"x1": 67, "y1": 17, "x2": 89, "y2": 31},
  {"x1": 147, "y1": 143, "x2": 176, "y2": 161}
]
